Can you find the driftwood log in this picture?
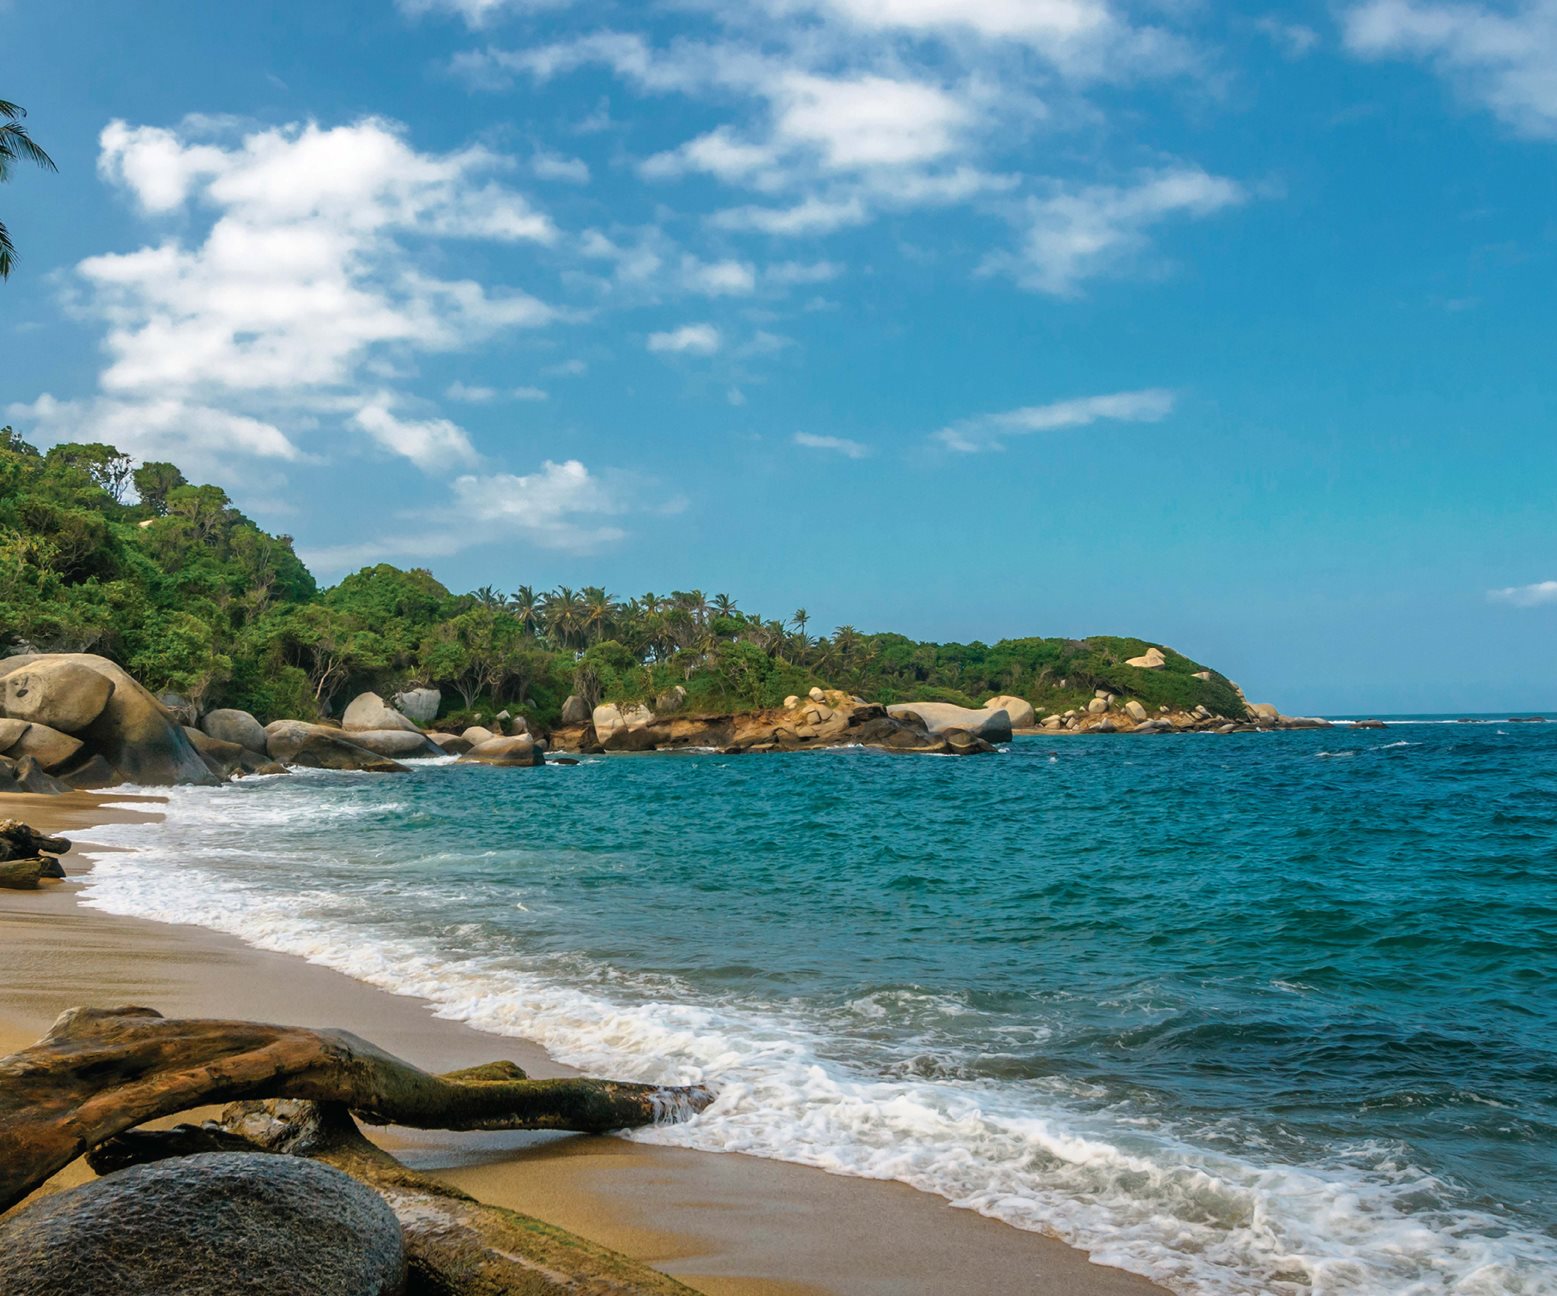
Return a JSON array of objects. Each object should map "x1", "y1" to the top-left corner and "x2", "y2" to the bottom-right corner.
[
  {"x1": 92, "y1": 1099, "x2": 698, "y2": 1295},
  {"x1": 0, "y1": 1006, "x2": 713, "y2": 1217},
  {"x1": 0, "y1": 819, "x2": 70, "y2": 862}
]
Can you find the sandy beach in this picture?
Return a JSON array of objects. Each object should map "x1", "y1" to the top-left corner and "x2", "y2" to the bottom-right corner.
[{"x1": 0, "y1": 791, "x2": 1168, "y2": 1296}]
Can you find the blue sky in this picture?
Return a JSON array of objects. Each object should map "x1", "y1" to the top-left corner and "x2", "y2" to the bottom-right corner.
[{"x1": 3, "y1": 0, "x2": 1554, "y2": 713}]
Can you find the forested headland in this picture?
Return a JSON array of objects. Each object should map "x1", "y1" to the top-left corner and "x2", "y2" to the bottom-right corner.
[{"x1": 1, "y1": 428, "x2": 1249, "y2": 726}]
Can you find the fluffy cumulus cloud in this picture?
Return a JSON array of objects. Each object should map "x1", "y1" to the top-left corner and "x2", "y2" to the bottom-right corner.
[
  {"x1": 1343, "y1": 0, "x2": 1557, "y2": 136},
  {"x1": 22, "y1": 117, "x2": 559, "y2": 485},
  {"x1": 455, "y1": 5, "x2": 1238, "y2": 291},
  {"x1": 935, "y1": 388, "x2": 1177, "y2": 451},
  {"x1": 1488, "y1": 579, "x2": 1557, "y2": 607}
]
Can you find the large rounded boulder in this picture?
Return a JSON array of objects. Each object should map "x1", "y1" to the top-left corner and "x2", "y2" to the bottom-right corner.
[
  {"x1": 458, "y1": 735, "x2": 546, "y2": 767},
  {"x1": 0, "y1": 655, "x2": 216, "y2": 787},
  {"x1": 345, "y1": 729, "x2": 443, "y2": 759},
  {"x1": 264, "y1": 721, "x2": 408, "y2": 773},
  {"x1": 0, "y1": 658, "x2": 115, "y2": 734},
  {"x1": 984, "y1": 695, "x2": 1037, "y2": 729},
  {"x1": 391, "y1": 687, "x2": 440, "y2": 725},
  {"x1": 0, "y1": 722, "x2": 83, "y2": 772},
  {"x1": 201, "y1": 708, "x2": 269, "y2": 755},
  {"x1": 341, "y1": 692, "x2": 421, "y2": 734},
  {"x1": 560, "y1": 693, "x2": 591, "y2": 725},
  {"x1": 0, "y1": 1152, "x2": 406, "y2": 1296},
  {"x1": 886, "y1": 701, "x2": 1014, "y2": 743}
]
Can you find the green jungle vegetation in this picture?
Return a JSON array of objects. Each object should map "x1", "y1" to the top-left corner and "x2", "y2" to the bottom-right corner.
[{"x1": 0, "y1": 429, "x2": 1249, "y2": 726}]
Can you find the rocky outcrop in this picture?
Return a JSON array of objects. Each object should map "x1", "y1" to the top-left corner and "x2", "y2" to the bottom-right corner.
[
  {"x1": 1125, "y1": 646, "x2": 1167, "y2": 669},
  {"x1": 887, "y1": 702, "x2": 1013, "y2": 743},
  {"x1": 553, "y1": 691, "x2": 995, "y2": 757},
  {"x1": 0, "y1": 655, "x2": 217, "y2": 788},
  {"x1": 984, "y1": 695, "x2": 1037, "y2": 728},
  {"x1": 560, "y1": 693, "x2": 592, "y2": 725},
  {"x1": 0, "y1": 659, "x2": 115, "y2": 734},
  {"x1": 0, "y1": 755, "x2": 68, "y2": 795},
  {"x1": 1124, "y1": 699, "x2": 1149, "y2": 723},
  {"x1": 460, "y1": 725, "x2": 496, "y2": 747},
  {"x1": 1247, "y1": 703, "x2": 1280, "y2": 722},
  {"x1": 200, "y1": 708, "x2": 268, "y2": 755},
  {"x1": 263, "y1": 721, "x2": 407, "y2": 773},
  {"x1": 183, "y1": 728, "x2": 285, "y2": 780},
  {"x1": 341, "y1": 692, "x2": 420, "y2": 735},
  {"x1": 392, "y1": 687, "x2": 440, "y2": 725},
  {"x1": 345, "y1": 729, "x2": 443, "y2": 760},
  {"x1": 457, "y1": 736, "x2": 546, "y2": 767},
  {"x1": 0, "y1": 1153, "x2": 407, "y2": 1296},
  {"x1": 427, "y1": 732, "x2": 472, "y2": 755},
  {"x1": 0, "y1": 720, "x2": 82, "y2": 772}
]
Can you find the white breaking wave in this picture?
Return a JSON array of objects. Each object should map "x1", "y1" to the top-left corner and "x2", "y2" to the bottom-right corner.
[{"x1": 71, "y1": 785, "x2": 1557, "y2": 1296}]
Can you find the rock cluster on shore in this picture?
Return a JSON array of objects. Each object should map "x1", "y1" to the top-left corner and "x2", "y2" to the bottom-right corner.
[
  {"x1": 0, "y1": 819, "x2": 71, "y2": 889},
  {"x1": 0, "y1": 651, "x2": 1327, "y2": 799}
]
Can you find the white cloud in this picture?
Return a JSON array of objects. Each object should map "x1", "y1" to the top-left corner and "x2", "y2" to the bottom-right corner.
[
  {"x1": 533, "y1": 149, "x2": 591, "y2": 183},
  {"x1": 1488, "y1": 579, "x2": 1557, "y2": 607},
  {"x1": 988, "y1": 167, "x2": 1245, "y2": 295},
  {"x1": 301, "y1": 458, "x2": 631, "y2": 572},
  {"x1": 683, "y1": 256, "x2": 758, "y2": 295},
  {"x1": 767, "y1": 259, "x2": 844, "y2": 285},
  {"x1": 935, "y1": 388, "x2": 1176, "y2": 451},
  {"x1": 647, "y1": 323, "x2": 723, "y2": 354},
  {"x1": 352, "y1": 401, "x2": 481, "y2": 470},
  {"x1": 397, "y1": 0, "x2": 572, "y2": 27},
  {"x1": 1255, "y1": 16, "x2": 1321, "y2": 58},
  {"x1": 772, "y1": 72, "x2": 971, "y2": 169},
  {"x1": 642, "y1": 127, "x2": 785, "y2": 185},
  {"x1": 793, "y1": 431, "x2": 871, "y2": 458},
  {"x1": 447, "y1": 381, "x2": 550, "y2": 402},
  {"x1": 37, "y1": 117, "x2": 558, "y2": 476},
  {"x1": 1342, "y1": 0, "x2": 1557, "y2": 136},
  {"x1": 713, "y1": 194, "x2": 870, "y2": 235}
]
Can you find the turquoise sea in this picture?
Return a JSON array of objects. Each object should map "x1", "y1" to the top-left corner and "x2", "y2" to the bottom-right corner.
[{"x1": 78, "y1": 720, "x2": 1557, "y2": 1294}]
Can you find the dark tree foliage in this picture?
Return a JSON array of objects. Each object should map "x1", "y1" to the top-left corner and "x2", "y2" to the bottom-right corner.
[{"x1": 0, "y1": 429, "x2": 1248, "y2": 725}]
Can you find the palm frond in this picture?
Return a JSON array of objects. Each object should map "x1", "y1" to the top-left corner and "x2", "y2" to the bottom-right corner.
[
  {"x1": 0, "y1": 123, "x2": 57, "y2": 173},
  {"x1": 0, "y1": 217, "x2": 15, "y2": 280},
  {"x1": 0, "y1": 101, "x2": 24, "y2": 122}
]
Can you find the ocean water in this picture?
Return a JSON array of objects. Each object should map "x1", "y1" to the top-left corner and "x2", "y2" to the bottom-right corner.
[{"x1": 75, "y1": 720, "x2": 1557, "y2": 1295}]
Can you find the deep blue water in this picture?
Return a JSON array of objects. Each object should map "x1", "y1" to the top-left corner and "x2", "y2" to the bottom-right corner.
[{"x1": 81, "y1": 720, "x2": 1557, "y2": 1294}]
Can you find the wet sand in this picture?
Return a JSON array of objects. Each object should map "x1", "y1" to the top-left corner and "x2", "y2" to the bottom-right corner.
[{"x1": 0, "y1": 791, "x2": 1169, "y2": 1296}]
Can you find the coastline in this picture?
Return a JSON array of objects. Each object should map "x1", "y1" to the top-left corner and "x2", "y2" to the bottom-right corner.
[{"x1": 0, "y1": 790, "x2": 1169, "y2": 1296}]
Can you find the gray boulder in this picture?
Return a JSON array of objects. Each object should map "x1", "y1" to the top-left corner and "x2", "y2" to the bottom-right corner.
[
  {"x1": 458, "y1": 736, "x2": 545, "y2": 767},
  {"x1": 0, "y1": 658, "x2": 115, "y2": 734},
  {"x1": 183, "y1": 727, "x2": 285, "y2": 780},
  {"x1": 0, "y1": 1152, "x2": 405, "y2": 1296},
  {"x1": 201, "y1": 708, "x2": 269, "y2": 754},
  {"x1": 560, "y1": 693, "x2": 591, "y2": 725},
  {"x1": 0, "y1": 755, "x2": 68, "y2": 795},
  {"x1": 885, "y1": 702, "x2": 1014, "y2": 743},
  {"x1": 0, "y1": 654, "x2": 216, "y2": 787},
  {"x1": 264, "y1": 721, "x2": 408, "y2": 773},
  {"x1": 341, "y1": 692, "x2": 420, "y2": 734},
  {"x1": 346, "y1": 729, "x2": 443, "y2": 759},
  {"x1": 393, "y1": 687, "x2": 441, "y2": 725},
  {"x1": 427, "y1": 732, "x2": 472, "y2": 755}
]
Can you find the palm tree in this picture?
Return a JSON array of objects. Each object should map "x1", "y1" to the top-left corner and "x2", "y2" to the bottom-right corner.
[
  {"x1": 542, "y1": 586, "x2": 583, "y2": 650},
  {"x1": 580, "y1": 585, "x2": 617, "y2": 645},
  {"x1": 472, "y1": 584, "x2": 505, "y2": 610},
  {"x1": 712, "y1": 593, "x2": 738, "y2": 619},
  {"x1": 510, "y1": 584, "x2": 540, "y2": 635},
  {"x1": 1, "y1": 100, "x2": 57, "y2": 280}
]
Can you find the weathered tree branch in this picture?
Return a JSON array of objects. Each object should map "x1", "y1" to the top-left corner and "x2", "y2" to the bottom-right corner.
[
  {"x1": 93, "y1": 1099, "x2": 700, "y2": 1295},
  {"x1": 0, "y1": 1005, "x2": 712, "y2": 1215}
]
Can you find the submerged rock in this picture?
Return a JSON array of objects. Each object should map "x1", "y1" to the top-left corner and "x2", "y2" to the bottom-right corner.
[{"x1": 0, "y1": 1152, "x2": 406, "y2": 1296}]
